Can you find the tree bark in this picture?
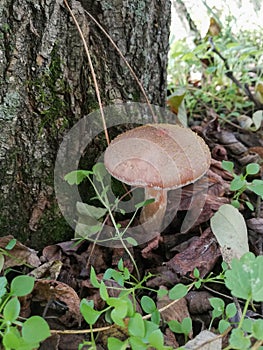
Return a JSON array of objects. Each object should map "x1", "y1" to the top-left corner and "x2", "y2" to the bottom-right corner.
[{"x1": 0, "y1": 0, "x2": 171, "y2": 248}]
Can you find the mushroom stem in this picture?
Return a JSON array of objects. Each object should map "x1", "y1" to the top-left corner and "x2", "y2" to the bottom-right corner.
[{"x1": 140, "y1": 188, "x2": 167, "y2": 232}]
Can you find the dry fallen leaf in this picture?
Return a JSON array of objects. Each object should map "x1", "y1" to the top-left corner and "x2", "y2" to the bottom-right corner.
[
  {"x1": 32, "y1": 279, "x2": 81, "y2": 327},
  {"x1": 0, "y1": 235, "x2": 40, "y2": 269},
  {"x1": 166, "y1": 228, "x2": 221, "y2": 277}
]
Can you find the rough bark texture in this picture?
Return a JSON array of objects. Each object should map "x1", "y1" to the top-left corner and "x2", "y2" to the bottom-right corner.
[{"x1": 0, "y1": 0, "x2": 171, "y2": 248}]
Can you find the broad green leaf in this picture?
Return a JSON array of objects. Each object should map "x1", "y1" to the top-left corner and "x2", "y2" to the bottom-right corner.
[
  {"x1": 211, "y1": 204, "x2": 249, "y2": 262},
  {"x1": 225, "y1": 303, "x2": 237, "y2": 318},
  {"x1": 108, "y1": 337, "x2": 128, "y2": 350},
  {"x1": 128, "y1": 313, "x2": 145, "y2": 338},
  {"x1": 64, "y1": 170, "x2": 91, "y2": 185},
  {"x1": 141, "y1": 296, "x2": 156, "y2": 314},
  {"x1": 80, "y1": 299, "x2": 101, "y2": 325},
  {"x1": 230, "y1": 176, "x2": 246, "y2": 191},
  {"x1": 247, "y1": 180, "x2": 263, "y2": 199},
  {"x1": 76, "y1": 202, "x2": 107, "y2": 219},
  {"x1": 3, "y1": 327, "x2": 21, "y2": 348},
  {"x1": 225, "y1": 252, "x2": 263, "y2": 302},
  {"x1": 125, "y1": 237, "x2": 138, "y2": 246},
  {"x1": 22, "y1": 316, "x2": 50, "y2": 343},
  {"x1": 252, "y1": 319, "x2": 263, "y2": 340},
  {"x1": 129, "y1": 336, "x2": 148, "y2": 350},
  {"x1": 148, "y1": 329, "x2": 164, "y2": 349},
  {"x1": 169, "y1": 283, "x2": 188, "y2": 300},
  {"x1": 168, "y1": 319, "x2": 182, "y2": 333},
  {"x1": 229, "y1": 328, "x2": 251, "y2": 349},
  {"x1": 246, "y1": 163, "x2": 260, "y2": 175},
  {"x1": 181, "y1": 317, "x2": 192, "y2": 335},
  {"x1": 209, "y1": 297, "x2": 225, "y2": 318},
  {"x1": 10, "y1": 275, "x2": 35, "y2": 297},
  {"x1": 218, "y1": 319, "x2": 230, "y2": 334},
  {"x1": 92, "y1": 163, "x2": 107, "y2": 182},
  {"x1": 3, "y1": 297, "x2": 20, "y2": 323},
  {"x1": 222, "y1": 160, "x2": 234, "y2": 173}
]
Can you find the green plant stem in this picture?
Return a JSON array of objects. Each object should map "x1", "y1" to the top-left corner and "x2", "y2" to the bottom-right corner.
[{"x1": 237, "y1": 296, "x2": 251, "y2": 329}]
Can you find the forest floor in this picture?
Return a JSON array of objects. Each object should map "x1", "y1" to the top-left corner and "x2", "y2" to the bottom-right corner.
[{"x1": 1, "y1": 102, "x2": 263, "y2": 350}]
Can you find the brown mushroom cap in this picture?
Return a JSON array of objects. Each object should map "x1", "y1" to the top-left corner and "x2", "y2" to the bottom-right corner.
[{"x1": 104, "y1": 124, "x2": 211, "y2": 189}]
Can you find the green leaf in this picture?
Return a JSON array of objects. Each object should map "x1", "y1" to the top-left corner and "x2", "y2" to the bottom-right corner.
[
  {"x1": 76, "y1": 202, "x2": 107, "y2": 219},
  {"x1": 193, "y1": 268, "x2": 200, "y2": 278},
  {"x1": 0, "y1": 275, "x2": 7, "y2": 298},
  {"x1": 225, "y1": 252, "x2": 263, "y2": 302},
  {"x1": 229, "y1": 328, "x2": 251, "y2": 349},
  {"x1": 151, "y1": 309, "x2": 160, "y2": 325},
  {"x1": 5, "y1": 238, "x2": 17, "y2": 250},
  {"x1": 99, "y1": 281, "x2": 109, "y2": 301},
  {"x1": 128, "y1": 313, "x2": 145, "y2": 338},
  {"x1": 125, "y1": 237, "x2": 138, "y2": 246},
  {"x1": 168, "y1": 319, "x2": 182, "y2": 333},
  {"x1": 3, "y1": 297, "x2": 20, "y2": 323},
  {"x1": 209, "y1": 297, "x2": 225, "y2": 318},
  {"x1": 80, "y1": 299, "x2": 101, "y2": 325},
  {"x1": 181, "y1": 317, "x2": 192, "y2": 335},
  {"x1": 3, "y1": 327, "x2": 21, "y2": 348},
  {"x1": 157, "y1": 288, "x2": 168, "y2": 298},
  {"x1": 230, "y1": 176, "x2": 246, "y2": 191},
  {"x1": 22, "y1": 316, "x2": 50, "y2": 343},
  {"x1": 10, "y1": 275, "x2": 35, "y2": 297},
  {"x1": 247, "y1": 179, "x2": 263, "y2": 199},
  {"x1": 169, "y1": 283, "x2": 188, "y2": 300},
  {"x1": 252, "y1": 319, "x2": 263, "y2": 340},
  {"x1": 129, "y1": 336, "x2": 148, "y2": 350},
  {"x1": 108, "y1": 337, "x2": 128, "y2": 350},
  {"x1": 148, "y1": 329, "x2": 164, "y2": 349},
  {"x1": 245, "y1": 201, "x2": 254, "y2": 211},
  {"x1": 246, "y1": 163, "x2": 260, "y2": 175},
  {"x1": 135, "y1": 198, "x2": 155, "y2": 209},
  {"x1": 211, "y1": 204, "x2": 249, "y2": 262},
  {"x1": 92, "y1": 163, "x2": 107, "y2": 182},
  {"x1": 225, "y1": 303, "x2": 237, "y2": 318},
  {"x1": 141, "y1": 296, "x2": 156, "y2": 314},
  {"x1": 64, "y1": 170, "x2": 91, "y2": 185},
  {"x1": 219, "y1": 319, "x2": 230, "y2": 334},
  {"x1": 222, "y1": 160, "x2": 234, "y2": 173},
  {"x1": 0, "y1": 253, "x2": 4, "y2": 273},
  {"x1": 90, "y1": 266, "x2": 100, "y2": 288}
]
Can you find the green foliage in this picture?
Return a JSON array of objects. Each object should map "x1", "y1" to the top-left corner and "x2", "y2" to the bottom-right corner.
[
  {"x1": 0, "y1": 275, "x2": 50, "y2": 349},
  {"x1": 222, "y1": 160, "x2": 263, "y2": 210},
  {"x1": 168, "y1": 25, "x2": 263, "y2": 122}
]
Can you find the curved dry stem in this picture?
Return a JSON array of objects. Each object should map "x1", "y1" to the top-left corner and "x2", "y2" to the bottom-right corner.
[
  {"x1": 140, "y1": 188, "x2": 167, "y2": 233},
  {"x1": 83, "y1": 9, "x2": 157, "y2": 123},
  {"x1": 63, "y1": 0, "x2": 110, "y2": 145}
]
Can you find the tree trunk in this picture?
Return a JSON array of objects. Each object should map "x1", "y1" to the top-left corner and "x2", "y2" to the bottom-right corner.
[{"x1": 0, "y1": 0, "x2": 171, "y2": 248}]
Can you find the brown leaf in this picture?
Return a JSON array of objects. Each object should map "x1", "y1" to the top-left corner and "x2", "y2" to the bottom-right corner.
[
  {"x1": 166, "y1": 228, "x2": 221, "y2": 277},
  {"x1": 0, "y1": 235, "x2": 40, "y2": 269},
  {"x1": 32, "y1": 279, "x2": 81, "y2": 327},
  {"x1": 247, "y1": 218, "x2": 263, "y2": 234},
  {"x1": 185, "y1": 291, "x2": 213, "y2": 314}
]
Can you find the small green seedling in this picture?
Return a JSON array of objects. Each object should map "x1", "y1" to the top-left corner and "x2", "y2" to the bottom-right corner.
[
  {"x1": 0, "y1": 275, "x2": 50, "y2": 349},
  {"x1": 222, "y1": 160, "x2": 263, "y2": 210},
  {"x1": 168, "y1": 317, "x2": 192, "y2": 343}
]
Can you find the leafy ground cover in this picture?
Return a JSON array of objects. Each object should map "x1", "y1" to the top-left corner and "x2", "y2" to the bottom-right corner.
[{"x1": 1, "y1": 16, "x2": 263, "y2": 350}]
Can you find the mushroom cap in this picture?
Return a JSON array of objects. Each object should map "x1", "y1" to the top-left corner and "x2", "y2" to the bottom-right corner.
[{"x1": 104, "y1": 124, "x2": 211, "y2": 189}]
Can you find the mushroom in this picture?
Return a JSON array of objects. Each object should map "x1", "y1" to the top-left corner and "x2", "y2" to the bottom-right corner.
[{"x1": 104, "y1": 124, "x2": 211, "y2": 233}]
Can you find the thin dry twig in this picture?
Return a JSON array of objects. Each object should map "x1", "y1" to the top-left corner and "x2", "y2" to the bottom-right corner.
[
  {"x1": 83, "y1": 9, "x2": 158, "y2": 123},
  {"x1": 64, "y1": 0, "x2": 110, "y2": 145}
]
